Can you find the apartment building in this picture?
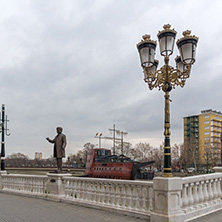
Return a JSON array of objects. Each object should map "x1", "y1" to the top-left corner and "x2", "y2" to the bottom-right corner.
[{"x1": 184, "y1": 109, "x2": 222, "y2": 165}]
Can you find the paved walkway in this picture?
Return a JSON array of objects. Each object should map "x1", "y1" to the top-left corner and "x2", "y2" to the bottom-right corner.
[
  {"x1": 1, "y1": 193, "x2": 222, "y2": 222},
  {"x1": 0, "y1": 193, "x2": 148, "y2": 222},
  {"x1": 192, "y1": 209, "x2": 222, "y2": 222}
]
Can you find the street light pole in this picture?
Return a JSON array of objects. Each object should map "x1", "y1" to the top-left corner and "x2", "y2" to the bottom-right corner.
[
  {"x1": 137, "y1": 24, "x2": 198, "y2": 177},
  {"x1": 1, "y1": 104, "x2": 10, "y2": 171},
  {"x1": 1, "y1": 105, "x2": 5, "y2": 171}
]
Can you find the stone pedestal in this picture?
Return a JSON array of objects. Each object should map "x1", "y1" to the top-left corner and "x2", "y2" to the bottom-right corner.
[
  {"x1": 46, "y1": 173, "x2": 71, "y2": 201},
  {"x1": 213, "y1": 166, "x2": 222, "y2": 173},
  {"x1": 151, "y1": 177, "x2": 184, "y2": 222},
  {"x1": 0, "y1": 171, "x2": 7, "y2": 190}
]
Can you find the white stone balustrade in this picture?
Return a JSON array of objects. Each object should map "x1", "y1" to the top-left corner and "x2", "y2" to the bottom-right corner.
[
  {"x1": 1, "y1": 171, "x2": 222, "y2": 221},
  {"x1": 1, "y1": 174, "x2": 48, "y2": 196},
  {"x1": 62, "y1": 177, "x2": 154, "y2": 217},
  {"x1": 181, "y1": 173, "x2": 222, "y2": 210},
  {"x1": 151, "y1": 173, "x2": 222, "y2": 222}
]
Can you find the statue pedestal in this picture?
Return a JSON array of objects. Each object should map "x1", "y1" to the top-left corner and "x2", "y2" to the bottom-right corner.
[{"x1": 46, "y1": 173, "x2": 71, "y2": 201}]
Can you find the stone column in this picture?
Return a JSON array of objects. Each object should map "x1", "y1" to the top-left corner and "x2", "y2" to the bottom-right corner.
[
  {"x1": 150, "y1": 177, "x2": 184, "y2": 222},
  {"x1": 46, "y1": 173, "x2": 71, "y2": 201},
  {"x1": 0, "y1": 171, "x2": 7, "y2": 190}
]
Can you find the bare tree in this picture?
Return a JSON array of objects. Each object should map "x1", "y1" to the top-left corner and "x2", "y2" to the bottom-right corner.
[
  {"x1": 171, "y1": 143, "x2": 183, "y2": 169},
  {"x1": 182, "y1": 136, "x2": 199, "y2": 171},
  {"x1": 115, "y1": 142, "x2": 133, "y2": 158},
  {"x1": 6, "y1": 153, "x2": 29, "y2": 167},
  {"x1": 132, "y1": 143, "x2": 154, "y2": 161}
]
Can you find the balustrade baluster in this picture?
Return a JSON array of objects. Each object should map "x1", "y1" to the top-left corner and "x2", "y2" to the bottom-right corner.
[
  {"x1": 104, "y1": 182, "x2": 108, "y2": 205},
  {"x1": 81, "y1": 181, "x2": 85, "y2": 200},
  {"x1": 73, "y1": 180, "x2": 77, "y2": 200},
  {"x1": 80, "y1": 181, "x2": 84, "y2": 200},
  {"x1": 88, "y1": 181, "x2": 92, "y2": 201},
  {"x1": 213, "y1": 179, "x2": 218, "y2": 199},
  {"x1": 70, "y1": 180, "x2": 73, "y2": 199},
  {"x1": 36, "y1": 178, "x2": 39, "y2": 193},
  {"x1": 198, "y1": 181, "x2": 204, "y2": 203},
  {"x1": 9, "y1": 177, "x2": 12, "y2": 190},
  {"x1": 149, "y1": 186, "x2": 154, "y2": 211},
  {"x1": 102, "y1": 182, "x2": 106, "y2": 204},
  {"x1": 91, "y1": 182, "x2": 96, "y2": 203},
  {"x1": 182, "y1": 184, "x2": 189, "y2": 207},
  {"x1": 105, "y1": 182, "x2": 111, "y2": 206},
  {"x1": 121, "y1": 184, "x2": 126, "y2": 209},
  {"x1": 98, "y1": 182, "x2": 102, "y2": 204},
  {"x1": 89, "y1": 182, "x2": 93, "y2": 202},
  {"x1": 96, "y1": 182, "x2": 101, "y2": 204},
  {"x1": 208, "y1": 180, "x2": 214, "y2": 200},
  {"x1": 188, "y1": 183, "x2": 194, "y2": 206},
  {"x1": 217, "y1": 178, "x2": 222, "y2": 198},
  {"x1": 76, "y1": 180, "x2": 80, "y2": 200},
  {"x1": 84, "y1": 181, "x2": 89, "y2": 201},
  {"x1": 115, "y1": 183, "x2": 121, "y2": 208},
  {"x1": 141, "y1": 186, "x2": 147, "y2": 212},
  {"x1": 110, "y1": 183, "x2": 115, "y2": 207},
  {"x1": 203, "y1": 181, "x2": 209, "y2": 202},
  {"x1": 103, "y1": 182, "x2": 108, "y2": 205},
  {"x1": 88, "y1": 182, "x2": 93, "y2": 202},
  {"x1": 193, "y1": 182, "x2": 199, "y2": 204},
  {"x1": 135, "y1": 185, "x2": 141, "y2": 211},
  {"x1": 65, "y1": 180, "x2": 70, "y2": 198},
  {"x1": 131, "y1": 185, "x2": 137, "y2": 209},
  {"x1": 125, "y1": 184, "x2": 132, "y2": 210}
]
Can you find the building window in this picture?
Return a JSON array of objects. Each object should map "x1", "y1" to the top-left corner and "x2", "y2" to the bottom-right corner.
[
  {"x1": 204, "y1": 137, "x2": 210, "y2": 140},
  {"x1": 204, "y1": 115, "x2": 210, "y2": 119},
  {"x1": 204, "y1": 132, "x2": 210, "y2": 135},
  {"x1": 204, "y1": 121, "x2": 210, "y2": 124},
  {"x1": 215, "y1": 116, "x2": 218, "y2": 119},
  {"x1": 205, "y1": 126, "x2": 210, "y2": 129}
]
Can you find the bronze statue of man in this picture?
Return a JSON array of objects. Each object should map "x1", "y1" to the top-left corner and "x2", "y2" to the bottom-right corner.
[{"x1": 46, "y1": 127, "x2": 67, "y2": 172}]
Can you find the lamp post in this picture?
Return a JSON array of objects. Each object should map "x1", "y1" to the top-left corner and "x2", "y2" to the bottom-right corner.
[
  {"x1": 1, "y1": 104, "x2": 10, "y2": 171},
  {"x1": 137, "y1": 24, "x2": 198, "y2": 177}
]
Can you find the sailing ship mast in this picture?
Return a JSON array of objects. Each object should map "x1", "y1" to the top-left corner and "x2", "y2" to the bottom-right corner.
[{"x1": 95, "y1": 124, "x2": 128, "y2": 155}]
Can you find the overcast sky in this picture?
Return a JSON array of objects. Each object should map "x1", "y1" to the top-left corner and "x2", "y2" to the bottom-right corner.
[{"x1": 0, "y1": 0, "x2": 222, "y2": 159}]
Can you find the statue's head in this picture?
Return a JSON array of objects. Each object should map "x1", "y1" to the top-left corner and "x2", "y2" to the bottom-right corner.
[{"x1": 56, "y1": 127, "x2": 63, "y2": 134}]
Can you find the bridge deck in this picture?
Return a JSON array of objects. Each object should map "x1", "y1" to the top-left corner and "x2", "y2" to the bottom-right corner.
[
  {"x1": 0, "y1": 193, "x2": 147, "y2": 222},
  {"x1": 0, "y1": 192, "x2": 222, "y2": 222}
]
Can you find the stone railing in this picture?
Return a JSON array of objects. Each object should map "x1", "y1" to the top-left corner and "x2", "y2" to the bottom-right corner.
[
  {"x1": 181, "y1": 174, "x2": 222, "y2": 211},
  {"x1": 62, "y1": 177, "x2": 154, "y2": 217},
  {"x1": 1, "y1": 171, "x2": 222, "y2": 221},
  {"x1": 1, "y1": 174, "x2": 48, "y2": 196},
  {"x1": 152, "y1": 173, "x2": 222, "y2": 222}
]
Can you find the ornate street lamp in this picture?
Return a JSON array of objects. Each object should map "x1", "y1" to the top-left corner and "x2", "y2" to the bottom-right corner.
[{"x1": 137, "y1": 24, "x2": 198, "y2": 177}]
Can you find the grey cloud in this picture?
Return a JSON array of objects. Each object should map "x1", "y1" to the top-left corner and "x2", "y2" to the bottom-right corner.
[{"x1": 1, "y1": 0, "x2": 222, "y2": 158}]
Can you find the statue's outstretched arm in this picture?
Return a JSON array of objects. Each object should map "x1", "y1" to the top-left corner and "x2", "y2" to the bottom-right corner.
[{"x1": 46, "y1": 136, "x2": 56, "y2": 143}]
